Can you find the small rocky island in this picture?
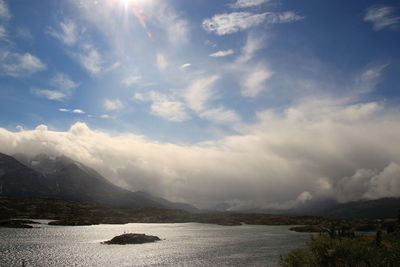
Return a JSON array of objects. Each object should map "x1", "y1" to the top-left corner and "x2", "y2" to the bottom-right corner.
[{"x1": 102, "y1": 233, "x2": 161, "y2": 245}]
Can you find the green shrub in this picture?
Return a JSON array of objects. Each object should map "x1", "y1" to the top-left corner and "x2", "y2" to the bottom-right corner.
[{"x1": 281, "y1": 233, "x2": 400, "y2": 267}]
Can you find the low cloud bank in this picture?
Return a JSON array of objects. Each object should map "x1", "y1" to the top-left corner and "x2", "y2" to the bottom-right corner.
[{"x1": 1, "y1": 100, "x2": 400, "y2": 209}]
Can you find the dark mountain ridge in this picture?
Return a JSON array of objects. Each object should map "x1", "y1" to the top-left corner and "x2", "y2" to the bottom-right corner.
[
  {"x1": 0, "y1": 152, "x2": 197, "y2": 212},
  {"x1": 213, "y1": 197, "x2": 400, "y2": 219}
]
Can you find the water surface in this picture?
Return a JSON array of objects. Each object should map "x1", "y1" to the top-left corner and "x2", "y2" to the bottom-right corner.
[{"x1": 0, "y1": 222, "x2": 311, "y2": 266}]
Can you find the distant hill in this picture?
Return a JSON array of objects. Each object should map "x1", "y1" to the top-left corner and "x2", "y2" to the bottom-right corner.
[
  {"x1": 0, "y1": 152, "x2": 197, "y2": 212},
  {"x1": 218, "y1": 198, "x2": 400, "y2": 219},
  {"x1": 315, "y1": 198, "x2": 400, "y2": 219}
]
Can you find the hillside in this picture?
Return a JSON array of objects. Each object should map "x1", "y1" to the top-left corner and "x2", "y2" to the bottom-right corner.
[{"x1": 0, "y1": 152, "x2": 197, "y2": 212}]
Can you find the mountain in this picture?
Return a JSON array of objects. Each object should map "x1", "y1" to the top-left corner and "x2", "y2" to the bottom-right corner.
[
  {"x1": 0, "y1": 153, "x2": 54, "y2": 197},
  {"x1": 312, "y1": 198, "x2": 400, "y2": 219},
  {"x1": 214, "y1": 197, "x2": 400, "y2": 219},
  {"x1": 0, "y1": 152, "x2": 197, "y2": 212}
]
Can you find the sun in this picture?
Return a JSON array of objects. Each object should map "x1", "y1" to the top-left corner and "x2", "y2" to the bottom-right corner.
[{"x1": 119, "y1": 0, "x2": 141, "y2": 6}]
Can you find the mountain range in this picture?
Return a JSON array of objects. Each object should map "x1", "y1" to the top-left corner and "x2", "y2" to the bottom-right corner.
[
  {"x1": 1, "y1": 151, "x2": 399, "y2": 219},
  {"x1": 213, "y1": 197, "x2": 400, "y2": 219},
  {"x1": 0, "y1": 152, "x2": 197, "y2": 212}
]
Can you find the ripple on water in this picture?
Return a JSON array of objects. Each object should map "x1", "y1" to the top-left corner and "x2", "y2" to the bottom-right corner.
[{"x1": 0, "y1": 223, "x2": 310, "y2": 267}]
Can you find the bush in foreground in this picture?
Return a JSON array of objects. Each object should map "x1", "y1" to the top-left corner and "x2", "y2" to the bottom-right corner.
[{"x1": 280, "y1": 232, "x2": 400, "y2": 267}]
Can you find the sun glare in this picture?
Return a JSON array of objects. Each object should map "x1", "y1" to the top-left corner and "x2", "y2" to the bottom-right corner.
[{"x1": 119, "y1": 0, "x2": 142, "y2": 6}]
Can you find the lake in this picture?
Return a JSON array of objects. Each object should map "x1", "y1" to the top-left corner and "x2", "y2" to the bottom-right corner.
[{"x1": 0, "y1": 222, "x2": 311, "y2": 266}]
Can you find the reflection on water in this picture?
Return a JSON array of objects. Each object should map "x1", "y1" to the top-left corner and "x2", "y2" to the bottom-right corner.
[{"x1": 0, "y1": 222, "x2": 310, "y2": 266}]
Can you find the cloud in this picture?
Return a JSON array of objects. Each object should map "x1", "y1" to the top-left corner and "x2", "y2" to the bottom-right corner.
[
  {"x1": 335, "y1": 162, "x2": 400, "y2": 203},
  {"x1": 134, "y1": 91, "x2": 189, "y2": 122},
  {"x1": 230, "y1": 0, "x2": 269, "y2": 9},
  {"x1": 122, "y1": 74, "x2": 142, "y2": 86},
  {"x1": 145, "y1": 1, "x2": 189, "y2": 46},
  {"x1": 15, "y1": 27, "x2": 33, "y2": 40},
  {"x1": 236, "y1": 34, "x2": 264, "y2": 63},
  {"x1": 72, "y1": 109, "x2": 85, "y2": 114},
  {"x1": 1, "y1": 99, "x2": 400, "y2": 208},
  {"x1": 209, "y1": 49, "x2": 235, "y2": 57},
  {"x1": 271, "y1": 11, "x2": 304, "y2": 23},
  {"x1": 364, "y1": 6, "x2": 400, "y2": 31},
  {"x1": 199, "y1": 107, "x2": 240, "y2": 124},
  {"x1": 181, "y1": 75, "x2": 240, "y2": 124},
  {"x1": 31, "y1": 73, "x2": 78, "y2": 101},
  {"x1": 0, "y1": 2, "x2": 45, "y2": 78},
  {"x1": 156, "y1": 53, "x2": 168, "y2": 70},
  {"x1": 50, "y1": 72, "x2": 79, "y2": 92},
  {"x1": 354, "y1": 63, "x2": 388, "y2": 95},
  {"x1": 48, "y1": 20, "x2": 105, "y2": 75},
  {"x1": 0, "y1": 52, "x2": 46, "y2": 77},
  {"x1": 182, "y1": 75, "x2": 220, "y2": 112},
  {"x1": 150, "y1": 100, "x2": 189, "y2": 122},
  {"x1": 241, "y1": 65, "x2": 273, "y2": 97},
  {"x1": 0, "y1": 25, "x2": 6, "y2": 39},
  {"x1": 0, "y1": 0, "x2": 10, "y2": 20},
  {"x1": 202, "y1": 12, "x2": 268, "y2": 35},
  {"x1": 202, "y1": 11, "x2": 303, "y2": 35},
  {"x1": 104, "y1": 99, "x2": 123, "y2": 111},
  {"x1": 180, "y1": 63, "x2": 191, "y2": 69},
  {"x1": 58, "y1": 108, "x2": 85, "y2": 114},
  {"x1": 32, "y1": 88, "x2": 67, "y2": 101},
  {"x1": 47, "y1": 20, "x2": 78, "y2": 45},
  {"x1": 76, "y1": 44, "x2": 104, "y2": 74}
]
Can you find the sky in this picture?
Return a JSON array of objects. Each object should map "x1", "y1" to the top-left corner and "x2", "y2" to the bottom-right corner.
[{"x1": 1, "y1": 0, "x2": 400, "y2": 209}]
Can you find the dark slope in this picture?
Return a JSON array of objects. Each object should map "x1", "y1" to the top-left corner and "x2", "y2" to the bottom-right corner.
[
  {"x1": 0, "y1": 153, "x2": 55, "y2": 197},
  {"x1": 135, "y1": 191, "x2": 199, "y2": 213},
  {"x1": 209, "y1": 197, "x2": 400, "y2": 219},
  {"x1": 319, "y1": 198, "x2": 400, "y2": 219},
  {"x1": 2, "y1": 153, "x2": 197, "y2": 211}
]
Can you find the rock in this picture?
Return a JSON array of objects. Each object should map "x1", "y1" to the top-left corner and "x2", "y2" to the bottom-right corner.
[
  {"x1": 102, "y1": 233, "x2": 161, "y2": 245},
  {"x1": 0, "y1": 219, "x2": 39, "y2": 228}
]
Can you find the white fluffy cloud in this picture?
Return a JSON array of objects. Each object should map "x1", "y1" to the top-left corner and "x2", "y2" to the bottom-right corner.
[
  {"x1": 230, "y1": 0, "x2": 269, "y2": 9},
  {"x1": 156, "y1": 52, "x2": 169, "y2": 70},
  {"x1": 0, "y1": 52, "x2": 46, "y2": 77},
  {"x1": 104, "y1": 99, "x2": 124, "y2": 111},
  {"x1": 202, "y1": 11, "x2": 303, "y2": 35},
  {"x1": 77, "y1": 44, "x2": 104, "y2": 74},
  {"x1": 47, "y1": 20, "x2": 78, "y2": 46},
  {"x1": 31, "y1": 73, "x2": 78, "y2": 101},
  {"x1": 150, "y1": 100, "x2": 189, "y2": 122},
  {"x1": 72, "y1": 109, "x2": 85, "y2": 114},
  {"x1": 122, "y1": 74, "x2": 142, "y2": 86},
  {"x1": 1, "y1": 99, "x2": 400, "y2": 209},
  {"x1": 50, "y1": 73, "x2": 79, "y2": 92},
  {"x1": 180, "y1": 63, "x2": 191, "y2": 69},
  {"x1": 364, "y1": 6, "x2": 400, "y2": 31},
  {"x1": 48, "y1": 20, "x2": 106, "y2": 75},
  {"x1": 0, "y1": 0, "x2": 10, "y2": 20},
  {"x1": 182, "y1": 75, "x2": 220, "y2": 112},
  {"x1": 202, "y1": 12, "x2": 268, "y2": 35},
  {"x1": 238, "y1": 34, "x2": 263, "y2": 63},
  {"x1": 241, "y1": 66, "x2": 273, "y2": 97},
  {"x1": 32, "y1": 88, "x2": 67, "y2": 101},
  {"x1": 182, "y1": 75, "x2": 240, "y2": 124},
  {"x1": 209, "y1": 49, "x2": 235, "y2": 57},
  {"x1": 134, "y1": 91, "x2": 189, "y2": 122},
  {"x1": 199, "y1": 107, "x2": 240, "y2": 124}
]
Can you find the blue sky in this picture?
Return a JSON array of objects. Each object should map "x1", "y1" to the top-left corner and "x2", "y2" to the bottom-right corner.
[
  {"x1": 1, "y1": 0, "x2": 400, "y2": 208},
  {"x1": 1, "y1": 0, "x2": 399, "y2": 142}
]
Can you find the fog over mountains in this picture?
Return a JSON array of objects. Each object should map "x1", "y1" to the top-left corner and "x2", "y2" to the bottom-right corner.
[
  {"x1": 0, "y1": 152, "x2": 197, "y2": 212},
  {"x1": 1, "y1": 110, "x2": 400, "y2": 210}
]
